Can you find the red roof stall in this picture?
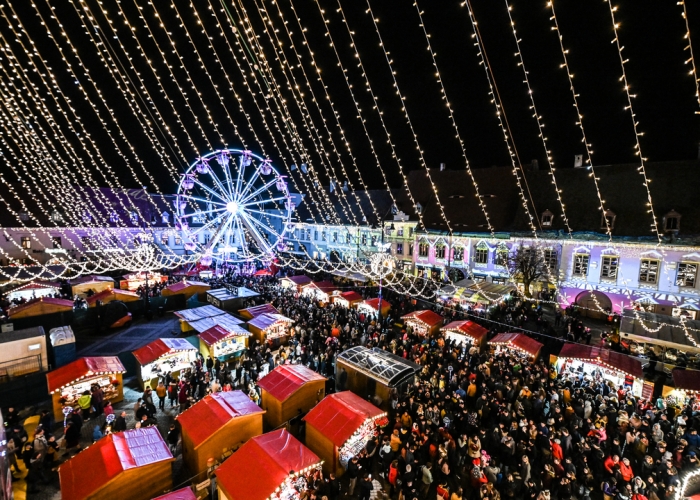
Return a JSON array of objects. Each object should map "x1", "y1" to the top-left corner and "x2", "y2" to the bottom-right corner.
[
  {"x1": 118, "y1": 272, "x2": 168, "y2": 291},
  {"x1": 5, "y1": 281, "x2": 60, "y2": 302},
  {"x1": 557, "y1": 343, "x2": 645, "y2": 397},
  {"x1": 198, "y1": 324, "x2": 251, "y2": 363},
  {"x1": 488, "y1": 333, "x2": 543, "y2": 360},
  {"x1": 70, "y1": 275, "x2": 114, "y2": 296},
  {"x1": 216, "y1": 429, "x2": 322, "y2": 500},
  {"x1": 174, "y1": 305, "x2": 244, "y2": 334},
  {"x1": 85, "y1": 288, "x2": 141, "y2": 307},
  {"x1": 301, "y1": 281, "x2": 339, "y2": 303},
  {"x1": 303, "y1": 391, "x2": 386, "y2": 477},
  {"x1": 440, "y1": 320, "x2": 489, "y2": 350},
  {"x1": 401, "y1": 310, "x2": 444, "y2": 337},
  {"x1": 59, "y1": 427, "x2": 174, "y2": 500},
  {"x1": 47, "y1": 356, "x2": 126, "y2": 421},
  {"x1": 257, "y1": 365, "x2": 327, "y2": 429},
  {"x1": 152, "y1": 487, "x2": 197, "y2": 500},
  {"x1": 238, "y1": 303, "x2": 279, "y2": 321},
  {"x1": 335, "y1": 291, "x2": 363, "y2": 309},
  {"x1": 8, "y1": 297, "x2": 74, "y2": 319},
  {"x1": 279, "y1": 275, "x2": 312, "y2": 292},
  {"x1": 357, "y1": 298, "x2": 391, "y2": 318},
  {"x1": 667, "y1": 369, "x2": 700, "y2": 406},
  {"x1": 177, "y1": 390, "x2": 265, "y2": 480},
  {"x1": 246, "y1": 313, "x2": 294, "y2": 349},
  {"x1": 132, "y1": 338, "x2": 198, "y2": 390},
  {"x1": 161, "y1": 280, "x2": 211, "y2": 300}
]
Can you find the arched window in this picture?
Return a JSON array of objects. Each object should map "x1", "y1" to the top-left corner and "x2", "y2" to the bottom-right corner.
[
  {"x1": 453, "y1": 246, "x2": 464, "y2": 261},
  {"x1": 474, "y1": 242, "x2": 489, "y2": 264},
  {"x1": 418, "y1": 240, "x2": 429, "y2": 257},
  {"x1": 162, "y1": 211, "x2": 170, "y2": 224},
  {"x1": 435, "y1": 241, "x2": 446, "y2": 260}
]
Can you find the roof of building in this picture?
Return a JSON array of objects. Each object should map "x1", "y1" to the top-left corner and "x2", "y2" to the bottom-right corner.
[
  {"x1": 70, "y1": 275, "x2": 115, "y2": 285},
  {"x1": 0, "y1": 326, "x2": 46, "y2": 345},
  {"x1": 215, "y1": 429, "x2": 320, "y2": 500},
  {"x1": 247, "y1": 313, "x2": 294, "y2": 331},
  {"x1": 620, "y1": 309, "x2": 700, "y2": 347},
  {"x1": 401, "y1": 310, "x2": 444, "y2": 328},
  {"x1": 558, "y1": 343, "x2": 644, "y2": 379},
  {"x1": 303, "y1": 391, "x2": 384, "y2": 447},
  {"x1": 163, "y1": 281, "x2": 210, "y2": 293},
  {"x1": 85, "y1": 288, "x2": 140, "y2": 305},
  {"x1": 174, "y1": 305, "x2": 227, "y2": 323},
  {"x1": 337, "y1": 346, "x2": 420, "y2": 387},
  {"x1": 47, "y1": 356, "x2": 126, "y2": 393},
  {"x1": 132, "y1": 338, "x2": 197, "y2": 366},
  {"x1": 338, "y1": 291, "x2": 363, "y2": 302},
  {"x1": 58, "y1": 427, "x2": 174, "y2": 500},
  {"x1": 152, "y1": 487, "x2": 198, "y2": 500},
  {"x1": 488, "y1": 333, "x2": 543, "y2": 357},
  {"x1": 441, "y1": 320, "x2": 488, "y2": 340},
  {"x1": 8, "y1": 297, "x2": 74, "y2": 317},
  {"x1": 360, "y1": 298, "x2": 391, "y2": 312},
  {"x1": 198, "y1": 324, "x2": 251, "y2": 346},
  {"x1": 238, "y1": 303, "x2": 279, "y2": 319},
  {"x1": 672, "y1": 369, "x2": 700, "y2": 394},
  {"x1": 307, "y1": 281, "x2": 337, "y2": 294},
  {"x1": 257, "y1": 365, "x2": 326, "y2": 402},
  {"x1": 186, "y1": 314, "x2": 245, "y2": 334},
  {"x1": 293, "y1": 188, "x2": 396, "y2": 227},
  {"x1": 281, "y1": 275, "x2": 312, "y2": 285},
  {"x1": 176, "y1": 391, "x2": 265, "y2": 448}
]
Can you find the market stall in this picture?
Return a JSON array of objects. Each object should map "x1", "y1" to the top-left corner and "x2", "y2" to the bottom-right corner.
[
  {"x1": 238, "y1": 303, "x2": 279, "y2": 321},
  {"x1": 301, "y1": 281, "x2": 338, "y2": 304},
  {"x1": 303, "y1": 391, "x2": 386, "y2": 476},
  {"x1": 198, "y1": 324, "x2": 251, "y2": 362},
  {"x1": 401, "y1": 310, "x2": 444, "y2": 337},
  {"x1": 58, "y1": 427, "x2": 174, "y2": 500},
  {"x1": 119, "y1": 271, "x2": 168, "y2": 291},
  {"x1": 556, "y1": 343, "x2": 645, "y2": 398},
  {"x1": 246, "y1": 312, "x2": 294, "y2": 348},
  {"x1": 0, "y1": 327, "x2": 48, "y2": 382},
  {"x1": 665, "y1": 369, "x2": 700, "y2": 409},
  {"x1": 335, "y1": 346, "x2": 420, "y2": 411},
  {"x1": 279, "y1": 274, "x2": 312, "y2": 292},
  {"x1": 257, "y1": 365, "x2": 326, "y2": 429},
  {"x1": 357, "y1": 298, "x2": 391, "y2": 318},
  {"x1": 206, "y1": 286, "x2": 260, "y2": 312},
  {"x1": 488, "y1": 333, "x2": 543, "y2": 361},
  {"x1": 177, "y1": 390, "x2": 265, "y2": 480},
  {"x1": 132, "y1": 338, "x2": 198, "y2": 390},
  {"x1": 70, "y1": 275, "x2": 114, "y2": 296},
  {"x1": 5, "y1": 281, "x2": 60, "y2": 302},
  {"x1": 85, "y1": 288, "x2": 141, "y2": 307},
  {"x1": 216, "y1": 429, "x2": 322, "y2": 500},
  {"x1": 334, "y1": 291, "x2": 363, "y2": 309},
  {"x1": 7, "y1": 297, "x2": 73, "y2": 320},
  {"x1": 174, "y1": 305, "x2": 239, "y2": 333},
  {"x1": 47, "y1": 356, "x2": 125, "y2": 421},
  {"x1": 161, "y1": 280, "x2": 211, "y2": 300},
  {"x1": 440, "y1": 320, "x2": 489, "y2": 350},
  {"x1": 152, "y1": 487, "x2": 197, "y2": 500}
]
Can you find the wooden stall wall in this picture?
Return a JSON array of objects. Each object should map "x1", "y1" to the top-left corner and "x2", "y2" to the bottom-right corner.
[
  {"x1": 262, "y1": 380, "x2": 325, "y2": 429},
  {"x1": 305, "y1": 425, "x2": 339, "y2": 476}
]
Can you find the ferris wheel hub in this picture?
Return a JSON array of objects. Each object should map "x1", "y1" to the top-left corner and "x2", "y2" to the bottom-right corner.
[{"x1": 226, "y1": 201, "x2": 240, "y2": 215}]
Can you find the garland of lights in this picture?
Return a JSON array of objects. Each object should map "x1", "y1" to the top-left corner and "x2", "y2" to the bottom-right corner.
[{"x1": 679, "y1": 1, "x2": 700, "y2": 111}]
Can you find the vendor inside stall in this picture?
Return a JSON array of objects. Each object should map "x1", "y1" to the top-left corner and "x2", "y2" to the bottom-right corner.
[
  {"x1": 401, "y1": 310, "x2": 444, "y2": 337},
  {"x1": 665, "y1": 369, "x2": 700, "y2": 410},
  {"x1": 119, "y1": 271, "x2": 167, "y2": 291},
  {"x1": 199, "y1": 324, "x2": 251, "y2": 363},
  {"x1": 132, "y1": 338, "x2": 198, "y2": 390},
  {"x1": 440, "y1": 320, "x2": 489, "y2": 351},
  {"x1": 247, "y1": 312, "x2": 294, "y2": 349},
  {"x1": 488, "y1": 333, "x2": 543, "y2": 361},
  {"x1": 46, "y1": 356, "x2": 126, "y2": 421}
]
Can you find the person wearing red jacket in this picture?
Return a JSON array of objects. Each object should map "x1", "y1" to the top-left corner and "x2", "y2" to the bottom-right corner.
[
  {"x1": 604, "y1": 454, "x2": 620, "y2": 475},
  {"x1": 551, "y1": 438, "x2": 564, "y2": 462},
  {"x1": 618, "y1": 457, "x2": 634, "y2": 483}
]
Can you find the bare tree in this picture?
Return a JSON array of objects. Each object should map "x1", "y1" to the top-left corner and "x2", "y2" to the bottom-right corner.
[{"x1": 508, "y1": 244, "x2": 549, "y2": 298}]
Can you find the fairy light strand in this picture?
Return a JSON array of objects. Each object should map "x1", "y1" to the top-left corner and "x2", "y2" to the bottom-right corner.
[{"x1": 679, "y1": 1, "x2": 700, "y2": 111}]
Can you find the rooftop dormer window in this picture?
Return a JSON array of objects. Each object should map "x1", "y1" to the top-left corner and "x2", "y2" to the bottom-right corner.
[
  {"x1": 664, "y1": 210, "x2": 681, "y2": 233},
  {"x1": 541, "y1": 210, "x2": 554, "y2": 227},
  {"x1": 601, "y1": 210, "x2": 616, "y2": 231}
]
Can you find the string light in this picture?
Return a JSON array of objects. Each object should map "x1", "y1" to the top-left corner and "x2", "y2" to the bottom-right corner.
[{"x1": 678, "y1": 1, "x2": 700, "y2": 111}]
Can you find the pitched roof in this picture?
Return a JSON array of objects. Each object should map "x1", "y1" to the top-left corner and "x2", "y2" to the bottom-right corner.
[
  {"x1": 163, "y1": 281, "x2": 210, "y2": 293},
  {"x1": 558, "y1": 343, "x2": 644, "y2": 379},
  {"x1": 8, "y1": 297, "x2": 74, "y2": 317},
  {"x1": 281, "y1": 275, "x2": 312, "y2": 286},
  {"x1": 247, "y1": 313, "x2": 294, "y2": 331},
  {"x1": 441, "y1": 320, "x2": 488, "y2": 340},
  {"x1": 47, "y1": 356, "x2": 126, "y2": 393},
  {"x1": 198, "y1": 324, "x2": 251, "y2": 346},
  {"x1": 85, "y1": 288, "x2": 140, "y2": 305},
  {"x1": 338, "y1": 291, "x2": 363, "y2": 302},
  {"x1": 132, "y1": 338, "x2": 197, "y2": 366},
  {"x1": 257, "y1": 365, "x2": 326, "y2": 402},
  {"x1": 174, "y1": 305, "x2": 227, "y2": 323},
  {"x1": 401, "y1": 310, "x2": 444, "y2": 328},
  {"x1": 360, "y1": 298, "x2": 391, "y2": 313},
  {"x1": 307, "y1": 281, "x2": 337, "y2": 294},
  {"x1": 488, "y1": 333, "x2": 543, "y2": 357},
  {"x1": 238, "y1": 303, "x2": 279, "y2": 320},
  {"x1": 176, "y1": 391, "x2": 265, "y2": 448},
  {"x1": 303, "y1": 391, "x2": 384, "y2": 447},
  {"x1": 152, "y1": 487, "x2": 198, "y2": 500},
  {"x1": 70, "y1": 275, "x2": 115, "y2": 284},
  {"x1": 58, "y1": 427, "x2": 173, "y2": 500},
  {"x1": 215, "y1": 429, "x2": 320, "y2": 500},
  {"x1": 672, "y1": 369, "x2": 700, "y2": 394}
]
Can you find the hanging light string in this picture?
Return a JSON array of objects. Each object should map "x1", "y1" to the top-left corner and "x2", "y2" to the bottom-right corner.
[
  {"x1": 364, "y1": 0, "x2": 452, "y2": 234},
  {"x1": 606, "y1": 0, "x2": 662, "y2": 244},
  {"x1": 413, "y1": 0, "x2": 494, "y2": 237},
  {"x1": 503, "y1": 1, "x2": 573, "y2": 238},
  {"x1": 679, "y1": 1, "x2": 700, "y2": 111}
]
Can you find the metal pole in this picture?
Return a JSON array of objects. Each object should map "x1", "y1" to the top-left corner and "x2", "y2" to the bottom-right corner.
[{"x1": 377, "y1": 222, "x2": 384, "y2": 328}]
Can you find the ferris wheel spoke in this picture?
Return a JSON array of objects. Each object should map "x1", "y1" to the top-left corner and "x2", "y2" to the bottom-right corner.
[
  {"x1": 190, "y1": 212, "x2": 227, "y2": 237},
  {"x1": 237, "y1": 163, "x2": 262, "y2": 202},
  {"x1": 179, "y1": 207, "x2": 227, "y2": 219},
  {"x1": 177, "y1": 194, "x2": 228, "y2": 207},
  {"x1": 209, "y1": 160, "x2": 234, "y2": 201},
  {"x1": 192, "y1": 177, "x2": 228, "y2": 204},
  {"x1": 239, "y1": 177, "x2": 279, "y2": 205},
  {"x1": 244, "y1": 208, "x2": 292, "y2": 220},
  {"x1": 246, "y1": 213, "x2": 283, "y2": 241},
  {"x1": 240, "y1": 212, "x2": 274, "y2": 255},
  {"x1": 233, "y1": 216, "x2": 251, "y2": 259},
  {"x1": 205, "y1": 214, "x2": 235, "y2": 254},
  {"x1": 241, "y1": 196, "x2": 289, "y2": 207}
]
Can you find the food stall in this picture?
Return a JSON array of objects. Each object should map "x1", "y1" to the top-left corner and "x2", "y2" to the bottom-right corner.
[
  {"x1": 0, "y1": 326, "x2": 49, "y2": 382},
  {"x1": 357, "y1": 298, "x2": 391, "y2": 318},
  {"x1": 161, "y1": 280, "x2": 211, "y2": 300},
  {"x1": 246, "y1": 313, "x2": 294, "y2": 348},
  {"x1": 401, "y1": 310, "x2": 444, "y2": 337},
  {"x1": 301, "y1": 281, "x2": 338, "y2": 304},
  {"x1": 58, "y1": 427, "x2": 174, "y2": 500},
  {"x1": 488, "y1": 333, "x2": 543, "y2": 361},
  {"x1": 132, "y1": 338, "x2": 198, "y2": 390},
  {"x1": 279, "y1": 274, "x2": 312, "y2": 292},
  {"x1": 334, "y1": 291, "x2": 363, "y2": 309},
  {"x1": 85, "y1": 288, "x2": 141, "y2": 307},
  {"x1": 119, "y1": 271, "x2": 168, "y2": 291},
  {"x1": 665, "y1": 369, "x2": 700, "y2": 409},
  {"x1": 556, "y1": 343, "x2": 645, "y2": 397},
  {"x1": 70, "y1": 275, "x2": 114, "y2": 296},
  {"x1": 335, "y1": 346, "x2": 420, "y2": 411},
  {"x1": 257, "y1": 365, "x2": 326, "y2": 429},
  {"x1": 216, "y1": 429, "x2": 322, "y2": 500},
  {"x1": 5, "y1": 281, "x2": 60, "y2": 302},
  {"x1": 177, "y1": 390, "x2": 265, "y2": 480},
  {"x1": 47, "y1": 356, "x2": 125, "y2": 421},
  {"x1": 304, "y1": 391, "x2": 386, "y2": 476},
  {"x1": 198, "y1": 324, "x2": 251, "y2": 363},
  {"x1": 238, "y1": 303, "x2": 279, "y2": 321},
  {"x1": 174, "y1": 305, "x2": 237, "y2": 333},
  {"x1": 206, "y1": 286, "x2": 260, "y2": 313},
  {"x1": 440, "y1": 320, "x2": 489, "y2": 350},
  {"x1": 7, "y1": 297, "x2": 74, "y2": 320}
]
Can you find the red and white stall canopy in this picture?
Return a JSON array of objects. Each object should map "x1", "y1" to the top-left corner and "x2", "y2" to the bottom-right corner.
[
  {"x1": 672, "y1": 369, "x2": 700, "y2": 394},
  {"x1": 558, "y1": 344, "x2": 644, "y2": 380},
  {"x1": 47, "y1": 356, "x2": 126, "y2": 394},
  {"x1": 401, "y1": 310, "x2": 444, "y2": 329},
  {"x1": 488, "y1": 333, "x2": 543, "y2": 358},
  {"x1": 440, "y1": 320, "x2": 488, "y2": 342}
]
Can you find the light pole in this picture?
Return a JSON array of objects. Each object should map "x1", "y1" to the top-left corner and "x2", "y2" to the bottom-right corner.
[{"x1": 376, "y1": 219, "x2": 395, "y2": 328}]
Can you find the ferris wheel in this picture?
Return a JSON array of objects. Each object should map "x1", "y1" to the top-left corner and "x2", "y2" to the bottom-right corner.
[{"x1": 174, "y1": 149, "x2": 295, "y2": 265}]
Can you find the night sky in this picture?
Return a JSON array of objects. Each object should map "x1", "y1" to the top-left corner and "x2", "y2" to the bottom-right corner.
[{"x1": 2, "y1": 0, "x2": 698, "y2": 196}]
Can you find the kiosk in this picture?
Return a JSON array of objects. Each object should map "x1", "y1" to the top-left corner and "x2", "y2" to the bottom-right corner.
[
  {"x1": 119, "y1": 272, "x2": 167, "y2": 291},
  {"x1": 440, "y1": 320, "x2": 489, "y2": 350},
  {"x1": 334, "y1": 291, "x2": 363, "y2": 309},
  {"x1": 335, "y1": 346, "x2": 420, "y2": 411},
  {"x1": 5, "y1": 281, "x2": 60, "y2": 302},
  {"x1": 301, "y1": 281, "x2": 338, "y2": 303},
  {"x1": 0, "y1": 327, "x2": 48, "y2": 382},
  {"x1": 488, "y1": 333, "x2": 543, "y2": 361},
  {"x1": 174, "y1": 305, "x2": 244, "y2": 334},
  {"x1": 556, "y1": 343, "x2": 645, "y2": 397},
  {"x1": 257, "y1": 365, "x2": 326, "y2": 429},
  {"x1": 279, "y1": 275, "x2": 312, "y2": 292},
  {"x1": 215, "y1": 429, "x2": 322, "y2": 500},
  {"x1": 161, "y1": 280, "x2": 211, "y2": 300},
  {"x1": 304, "y1": 391, "x2": 386, "y2": 476},
  {"x1": 238, "y1": 303, "x2": 279, "y2": 321},
  {"x1": 401, "y1": 310, "x2": 444, "y2": 337},
  {"x1": 85, "y1": 288, "x2": 141, "y2": 307},
  {"x1": 206, "y1": 286, "x2": 260, "y2": 312},
  {"x1": 132, "y1": 338, "x2": 198, "y2": 390},
  {"x1": 357, "y1": 298, "x2": 391, "y2": 318},
  {"x1": 8, "y1": 297, "x2": 73, "y2": 320},
  {"x1": 246, "y1": 313, "x2": 294, "y2": 348},
  {"x1": 47, "y1": 356, "x2": 125, "y2": 421},
  {"x1": 199, "y1": 324, "x2": 251, "y2": 362},
  {"x1": 666, "y1": 369, "x2": 700, "y2": 409},
  {"x1": 70, "y1": 275, "x2": 114, "y2": 296},
  {"x1": 177, "y1": 390, "x2": 264, "y2": 480},
  {"x1": 58, "y1": 427, "x2": 174, "y2": 500}
]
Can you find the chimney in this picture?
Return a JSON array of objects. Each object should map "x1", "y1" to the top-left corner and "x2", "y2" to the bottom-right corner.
[
  {"x1": 439, "y1": 162, "x2": 446, "y2": 171},
  {"x1": 574, "y1": 154, "x2": 583, "y2": 168},
  {"x1": 531, "y1": 159, "x2": 539, "y2": 171}
]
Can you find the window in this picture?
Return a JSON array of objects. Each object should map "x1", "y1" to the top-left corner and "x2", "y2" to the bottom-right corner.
[
  {"x1": 321, "y1": 231, "x2": 326, "y2": 242},
  {"x1": 51, "y1": 237, "x2": 62, "y2": 249},
  {"x1": 573, "y1": 254, "x2": 590, "y2": 277},
  {"x1": 408, "y1": 227, "x2": 414, "y2": 237},
  {"x1": 109, "y1": 211, "x2": 119, "y2": 223},
  {"x1": 397, "y1": 227, "x2": 404, "y2": 237},
  {"x1": 192, "y1": 214, "x2": 206, "y2": 224},
  {"x1": 346, "y1": 233, "x2": 351, "y2": 244},
  {"x1": 361, "y1": 234, "x2": 367, "y2": 246},
  {"x1": 19, "y1": 211, "x2": 29, "y2": 221},
  {"x1": 174, "y1": 235, "x2": 182, "y2": 246},
  {"x1": 130, "y1": 211, "x2": 139, "y2": 224},
  {"x1": 494, "y1": 245, "x2": 508, "y2": 267},
  {"x1": 396, "y1": 243, "x2": 403, "y2": 255},
  {"x1": 453, "y1": 247, "x2": 464, "y2": 261},
  {"x1": 435, "y1": 243, "x2": 446, "y2": 260},
  {"x1": 544, "y1": 249, "x2": 558, "y2": 270},
  {"x1": 314, "y1": 230, "x2": 319, "y2": 241},
  {"x1": 639, "y1": 259, "x2": 659, "y2": 284},
  {"x1": 21, "y1": 237, "x2": 31, "y2": 249},
  {"x1": 601, "y1": 210, "x2": 616, "y2": 230},
  {"x1": 370, "y1": 235, "x2": 377, "y2": 247},
  {"x1": 332, "y1": 232, "x2": 338, "y2": 243},
  {"x1": 677, "y1": 262, "x2": 698, "y2": 288},
  {"x1": 408, "y1": 244, "x2": 414, "y2": 256},
  {"x1": 51, "y1": 210, "x2": 62, "y2": 223},
  {"x1": 418, "y1": 241, "x2": 429, "y2": 257},
  {"x1": 600, "y1": 256, "x2": 619, "y2": 280},
  {"x1": 664, "y1": 210, "x2": 681, "y2": 232},
  {"x1": 162, "y1": 211, "x2": 170, "y2": 224},
  {"x1": 474, "y1": 243, "x2": 489, "y2": 264},
  {"x1": 541, "y1": 210, "x2": 554, "y2": 227},
  {"x1": 161, "y1": 233, "x2": 170, "y2": 246}
]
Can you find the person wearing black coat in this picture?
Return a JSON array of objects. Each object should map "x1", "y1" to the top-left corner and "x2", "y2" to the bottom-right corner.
[{"x1": 113, "y1": 411, "x2": 128, "y2": 433}]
